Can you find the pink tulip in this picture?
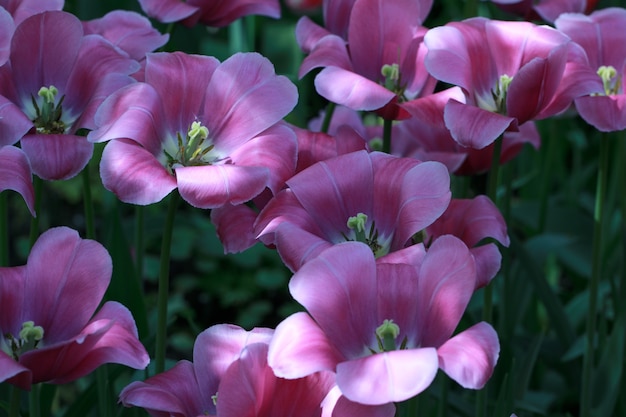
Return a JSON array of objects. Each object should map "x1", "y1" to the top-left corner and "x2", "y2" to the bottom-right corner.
[
  {"x1": 0, "y1": 0, "x2": 63, "y2": 25},
  {"x1": 0, "y1": 145, "x2": 34, "y2": 216},
  {"x1": 0, "y1": 227, "x2": 149, "y2": 390}
]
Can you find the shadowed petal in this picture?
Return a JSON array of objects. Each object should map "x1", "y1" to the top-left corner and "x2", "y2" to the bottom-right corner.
[
  {"x1": 274, "y1": 222, "x2": 334, "y2": 271},
  {"x1": 0, "y1": 353, "x2": 31, "y2": 390},
  {"x1": 437, "y1": 322, "x2": 499, "y2": 389},
  {"x1": 336, "y1": 348, "x2": 439, "y2": 405},
  {"x1": 0, "y1": 95, "x2": 33, "y2": 146},
  {"x1": 444, "y1": 99, "x2": 516, "y2": 149},
  {"x1": 471, "y1": 244, "x2": 502, "y2": 289},
  {"x1": 295, "y1": 16, "x2": 332, "y2": 53},
  {"x1": 0, "y1": 146, "x2": 35, "y2": 216},
  {"x1": 299, "y1": 34, "x2": 351, "y2": 78},
  {"x1": 100, "y1": 139, "x2": 176, "y2": 206},
  {"x1": 20, "y1": 134, "x2": 93, "y2": 180},
  {"x1": 575, "y1": 95, "x2": 626, "y2": 132},
  {"x1": 211, "y1": 204, "x2": 259, "y2": 254},
  {"x1": 323, "y1": 386, "x2": 396, "y2": 417},
  {"x1": 0, "y1": 8, "x2": 14, "y2": 66},
  {"x1": 269, "y1": 312, "x2": 344, "y2": 379},
  {"x1": 315, "y1": 67, "x2": 395, "y2": 111},
  {"x1": 175, "y1": 164, "x2": 269, "y2": 209},
  {"x1": 137, "y1": 0, "x2": 199, "y2": 23}
]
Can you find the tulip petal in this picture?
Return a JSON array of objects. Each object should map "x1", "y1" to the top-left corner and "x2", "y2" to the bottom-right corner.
[
  {"x1": 20, "y1": 134, "x2": 93, "y2": 180},
  {"x1": 575, "y1": 95, "x2": 626, "y2": 132},
  {"x1": 437, "y1": 322, "x2": 499, "y2": 389},
  {"x1": 211, "y1": 204, "x2": 259, "y2": 254},
  {"x1": 137, "y1": 0, "x2": 199, "y2": 23},
  {"x1": 444, "y1": 99, "x2": 516, "y2": 149},
  {"x1": 315, "y1": 67, "x2": 395, "y2": 111},
  {"x1": 336, "y1": 348, "x2": 439, "y2": 405},
  {"x1": 0, "y1": 95, "x2": 32, "y2": 146},
  {"x1": 0, "y1": 353, "x2": 31, "y2": 390},
  {"x1": 0, "y1": 146, "x2": 35, "y2": 216}
]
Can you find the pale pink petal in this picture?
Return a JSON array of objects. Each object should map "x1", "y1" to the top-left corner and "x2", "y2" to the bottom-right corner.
[
  {"x1": 273, "y1": 222, "x2": 334, "y2": 271},
  {"x1": 0, "y1": 145, "x2": 35, "y2": 216},
  {"x1": 535, "y1": 0, "x2": 586, "y2": 23},
  {"x1": 175, "y1": 164, "x2": 269, "y2": 209},
  {"x1": 471, "y1": 244, "x2": 502, "y2": 289},
  {"x1": 22, "y1": 227, "x2": 111, "y2": 343},
  {"x1": 336, "y1": 348, "x2": 439, "y2": 405},
  {"x1": 120, "y1": 360, "x2": 207, "y2": 416},
  {"x1": 20, "y1": 134, "x2": 93, "y2": 180},
  {"x1": 3, "y1": 0, "x2": 63, "y2": 25},
  {"x1": 269, "y1": 312, "x2": 344, "y2": 379},
  {"x1": 137, "y1": 0, "x2": 199, "y2": 24},
  {"x1": 211, "y1": 204, "x2": 259, "y2": 254},
  {"x1": 314, "y1": 66, "x2": 395, "y2": 111},
  {"x1": 295, "y1": 16, "x2": 332, "y2": 53},
  {"x1": 323, "y1": 0, "x2": 356, "y2": 39},
  {"x1": 444, "y1": 99, "x2": 517, "y2": 149},
  {"x1": 0, "y1": 7, "x2": 14, "y2": 66},
  {"x1": 417, "y1": 235, "x2": 476, "y2": 347},
  {"x1": 575, "y1": 95, "x2": 626, "y2": 132},
  {"x1": 0, "y1": 352, "x2": 31, "y2": 390},
  {"x1": 100, "y1": 139, "x2": 177, "y2": 206},
  {"x1": 299, "y1": 34, "x2": 352, "y2": 78},
  {"x1": 205, "y1": 53, "x2": 297, "y2": 154},
  {"x1": 437, "y1": 322, "x2": 499, "y2": 389}
]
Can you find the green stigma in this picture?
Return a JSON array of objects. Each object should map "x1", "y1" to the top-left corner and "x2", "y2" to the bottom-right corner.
[
  {"x1": 164, "y1": 120, "x2": 215, "y2": 170},
  {"x1": 597, "y1": 65, "x2": 621, "y2": 95},
  {"x1": 211, "y1": 392, "x2": 218, "y2": 406},
  {"x1": 375, "y1": 319, "x2": 401, "y2": 352},
  {"x1": 5, "y1": 321, "x2": 44, "y2": 360},
  {"x1": 493, "y1": 74, "x2": 513, "y2": 114},
  {"x1": 38, "y1": 86, "x2": 58, "y2": 104},
  {"x1": 32, "y1": 85, "x2": 66, "y2": 134},
  {"x1": 380, "y1": 62, "x2": 406, "y2": 98}
]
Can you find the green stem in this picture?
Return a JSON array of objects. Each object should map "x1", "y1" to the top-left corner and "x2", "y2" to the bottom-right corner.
[
  {"x1": 229, "y1": 18, "x2": 248, "y2": 53},
  {"x1": 0, "y1": 192, "x2": 8, "y2": 266},
  {"x1": 437, "y1": 377, "x2": 448, "y2": 417},
  {"x1": 320, "y1": 102, "x2": 336, "y2": 134},
  {"x1": 9, "y1": 386, "x2": 21, "y2": 417},
  {"x1": 155, "y1": 191, "x2": 180, "y2": 374},
  {"x1": 135, "y1": 205, "x2": 145, "y2": 283},
  {"x1": 28, "y1": 176, "x2": 42, "y2": 249},
  {"x1": 82, "y1": 166, "x2": 95, "y2": 240},
  {"x1": 382, "y1": 118, "x2": 393, "y2": 154},
  {"x1": 580, "y1": 135, "x2": 611, "y2": 417},
  {"x1": 538, "y1": 132, "x2": 559, "y2": 232},
  {"x1": 97, "y1": 366, "x2": 109, "y2": 416},
  {"x1": 28, "y1": 384, "x2": 40, "y2": 417}
]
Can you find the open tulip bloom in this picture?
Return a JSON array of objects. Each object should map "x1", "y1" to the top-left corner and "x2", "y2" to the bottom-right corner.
[
  {"x1": 296, "y1": 0, "x2": 435, "y2": 119},
  {"x1": 0, "y1": 227, "x2": 149, "y2": 390},
  {"x1": 268, "y1": 238, "x2": 499, "y2": 406},
  {"x1": 0, "y1": 145, "x2": 35, "y2": 217},
  {"x1": 88, "y1": 51, "x2": 298, "y2": 209},
  {"x1": 0, "y1": 11, "x2": 140, "y2": 180},
  {"x1": 555, "y1": 8, "x2": 626, "y2": 132},
  {"x1": 423, "y1": 17, "x2": 599, "y2": 150}
]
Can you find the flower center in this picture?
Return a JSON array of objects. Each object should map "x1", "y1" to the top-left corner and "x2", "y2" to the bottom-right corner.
[
  {"x1": 370, "y1": 319, "x2": 407, "y2": 353},
  {"x1": 477, "y1": 74, "x2": 512, "y2": 114},
  {"x1": 597, "y1": 65, "x2": 621, "y2": 95},
  {"x1": 380, "y1": 63, "x2": 407, "y2": 100},
  {"x1": 3, "y1": 321, "x2": 44, "y2": 360},
  {"x1": 32, "y1": 85, "x2": 67, "y2": 134},
  {"x1": 163, "y1": 121, "x2": 217, "y2": 172},
  {"x1": 343, "y1": 213, "x2": 388, "y2": 257}
]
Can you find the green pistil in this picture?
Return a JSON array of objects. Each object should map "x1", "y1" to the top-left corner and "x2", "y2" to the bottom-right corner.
[
  {"x1": 344, "y1": 213, "x2": 384, "y2": 256},
  {"x1": 5, "y1": 321, "x2": 44, "y2": 360},
  {"x1": 375, "y1": 319, "x2": 403, "y2": 352},
  {"x1": 381, "y1": 63, "x2": 406, "y2": 99},
  {"x1": 211, "y1": 393, "x2": 218, "y2": 406},
  {"x1": 32, "y1": 85, "x2": 66, "y2": 134},
  {"x1": 164, "y1": 121, "x2": 214, "y2": 170},
  {"x1": 492, "y1": 74, "x2": 513, "y2": 114},
  {"x1": 598, "y1": 65, "x2": 621, "y2": 95}
]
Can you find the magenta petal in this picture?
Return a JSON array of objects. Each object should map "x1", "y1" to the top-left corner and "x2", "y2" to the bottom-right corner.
[
  {"x1": 326, "y1": 389, "x2": 397, "y2": 417},
  {"x1": 295, "y1": 16, "x2": 332, "y2": 53},
  {"x1": 137, "y1": 0, "x2": 199, "y2": 23},
  {"x1": 22, "y1": 227, "x2": 111, "y2": 342},
  {"x1": 444, "y1": 99, "x2": 517, "y2": 149},
  {"x1": 205, "y1": 53, "x2": 297, "y2": 154},
  {"x1": 0, "y1": 8, "x2": 14, "y2": 66},
  {"x1": 0, "y1": 95, "x2": 32, "y2": 146},
  {"x1": 336, "y1": 348, "x2": 439, "y2": 405},
  {"x1": 176, "y1": 164, "x2": 269, "y2": 209},
  {"x1": 0, "y1": 146, "x2": 35, "y2": 216},
  {"x1": 120, "y1": 360, "x2": 205, "y2": 416},
  {"x1": 274, "y1": 222, "x2": 334, "y2": 271},
  {"x1": 4, "y1": 0, "x2": 63, "y2": 25},
  {"x1": 100, "y1": 139, "x2": 176, "y2": 206},
  {"x1": 299, "y1": 34, "x2": 352, "y2": 78},
  {"x1": 269, "y1": 312, "x2": 344, "y2": 379},
  {"x1": 575, "y1": 95, "x2": 626, "y2": 132},
  {"x1": 0, "y1": 353, "x2": 31, "y2": 390},
  {"x1": 471, "y1": 244, "x2": 502, "y2": 289},
  {"x1": 20, "y1": 134, "x2": 93, "y2": 180},
  {"x1": 315, "y1": 67, "x2": 395, "y2": 111},
  {"x1": 417, "y1": 235, "x2": 476, "y2": 347},
  {"x1": 211, "y1": 204, "x2": 259, "y2": 253},
  {"x1": 437, "y1": 322, "x2": 499, "y2": 389}
]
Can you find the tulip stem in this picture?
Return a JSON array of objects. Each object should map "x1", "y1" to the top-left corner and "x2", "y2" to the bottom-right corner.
[
  {"x1": 580, "y1": 134, "x2": 610, "y2": 417},
  {"x1": 9, "y1": 386, "x2": 20, "y2": 417},
  {"x1": 320, "y1": 101, "x2": 336, "y2": 134},
  {"x1": 135, "y1": 205, "x2": 145, "y2": 283},
  {"x1": 155, "y1": 191, "x2": 180, "y2": 374},
  {"x1": 82, "y1": 165, "x2": 95, "y2": 240},
  {"x1": 0, "y1": 193, "x2": 8, "y2": 266},
  {"x1": 382, "y1": 118, "x2": 393, "y2": 154},
  {"x1": 28, "y1": 384, "x2": 40, "y2": 417}
]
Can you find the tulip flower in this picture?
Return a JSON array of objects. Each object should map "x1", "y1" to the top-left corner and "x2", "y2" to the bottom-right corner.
[
  {"x1": 0, "y1": 145, "x2": 35, "y2": 216},
  {"x1": 424, "y1": 17, "x2": 599, "y2": 149},
  {"x1": 0, "y1": 11, "x2": 139, "y2": 180},
  {"x1": 268, "y1": 239, "x2": 499, "y2": 405},
  {"x1": 490, "y1": 0, "x2": 599, "y2": 24},
  {"x1": 88, "y1": 51, "x2": 297, "y2": 209},
  {"x1": 0, "y1": 227, "x2": 149, "y2": 390},
  {"x1": 556, "y1": 8, "x2": 626, "y2": 131},
  {"x1": 0, "y1": 0, "x2": 63, "y2": 25}
]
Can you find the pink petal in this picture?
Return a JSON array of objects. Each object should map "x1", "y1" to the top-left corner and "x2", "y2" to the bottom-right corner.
[
  {"x1": 575, "y1": 95, "x2": 626, "y2": 132},
  {"x1": 273, "y1": 222, "x2": 334, "y2": 271},
  {"x1": 100, "y1": 139, "x2": 177, "y2": 205},
  {"x1": 0, "y1": 146, "x2": 35, "y2": 216},
  {"x1": 0, "y1": 7, "x2": 14, "y2": 66},
  {"x1": 289, "y1": 242, "x2": 378, "y2": 358},
  {"x1": 471, "y1": 244, "x2": 502, "y2": 289},
  {"x1": 22, "y1": 227, "x2": 111, "y2": 343},
  {"x1": 120, "y1": 360, "x2": 207, "y2": 416},
  {"x1": 336, "y1": 348, "x2": 439, "y2": 405},
  {"x1": 293, "y1": 126, "x2": 367, "y2": 173},
  {"x1": 444, "y1": 99, "x2": 517, "y2": 149},
  {"x1": 20, "y1": 134, "x2": 93, "y2": 180},
  {"x1": 295, "y1": 16, "x2": 332, "y2": 53},
  {"x1": 192, "y1": 0, "x2": 281, "y2": 27},
  {"x1": 269, "y1": 312, "x2": 344, "y2": 379},
  {"x1": 417, "y1": 235, "x2": 476, "y2": 347},
  {"x1": 323, "y1": 387, "x2": 396, "y2": 417},
  {"x1": 137, "y1": 0, "x2": 199, "y2": 24},
  {"x1": 0, "y1": 95, "x2": 32, "y2": 146},
  {"x1": 0, "y1": 264, "x2": 25, "y2": 334},
  {"x1": 21, "y1": 301, "x2": 148, "y2": 384},
  {"x1": 211, "y1": 204, "x2": 259, "y2": 254},
  {"x1": 0, "y1": 352, "x2": 31, "y2": 390},
  {"x1": 314, "y1": 66, "x2": 395, "y2": 111},
  {"x1": 535, "y1": 0, "x2": 586, "y2": 23},
  {"x1": 437, "y1": 322, "x2": 499, "y2": 389},
  {"x1": 205, "y1": 53, "x2": 297, "y2": 154},
  {"x1": 3, "y1": 0, "x2": 63, "y2": 25},
  {"x1": 175, "y1": 164, "x2": 269, "y2": 209},
  {"x1": 299, "y1": 34, "x2": 352, "y2": 78}
]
